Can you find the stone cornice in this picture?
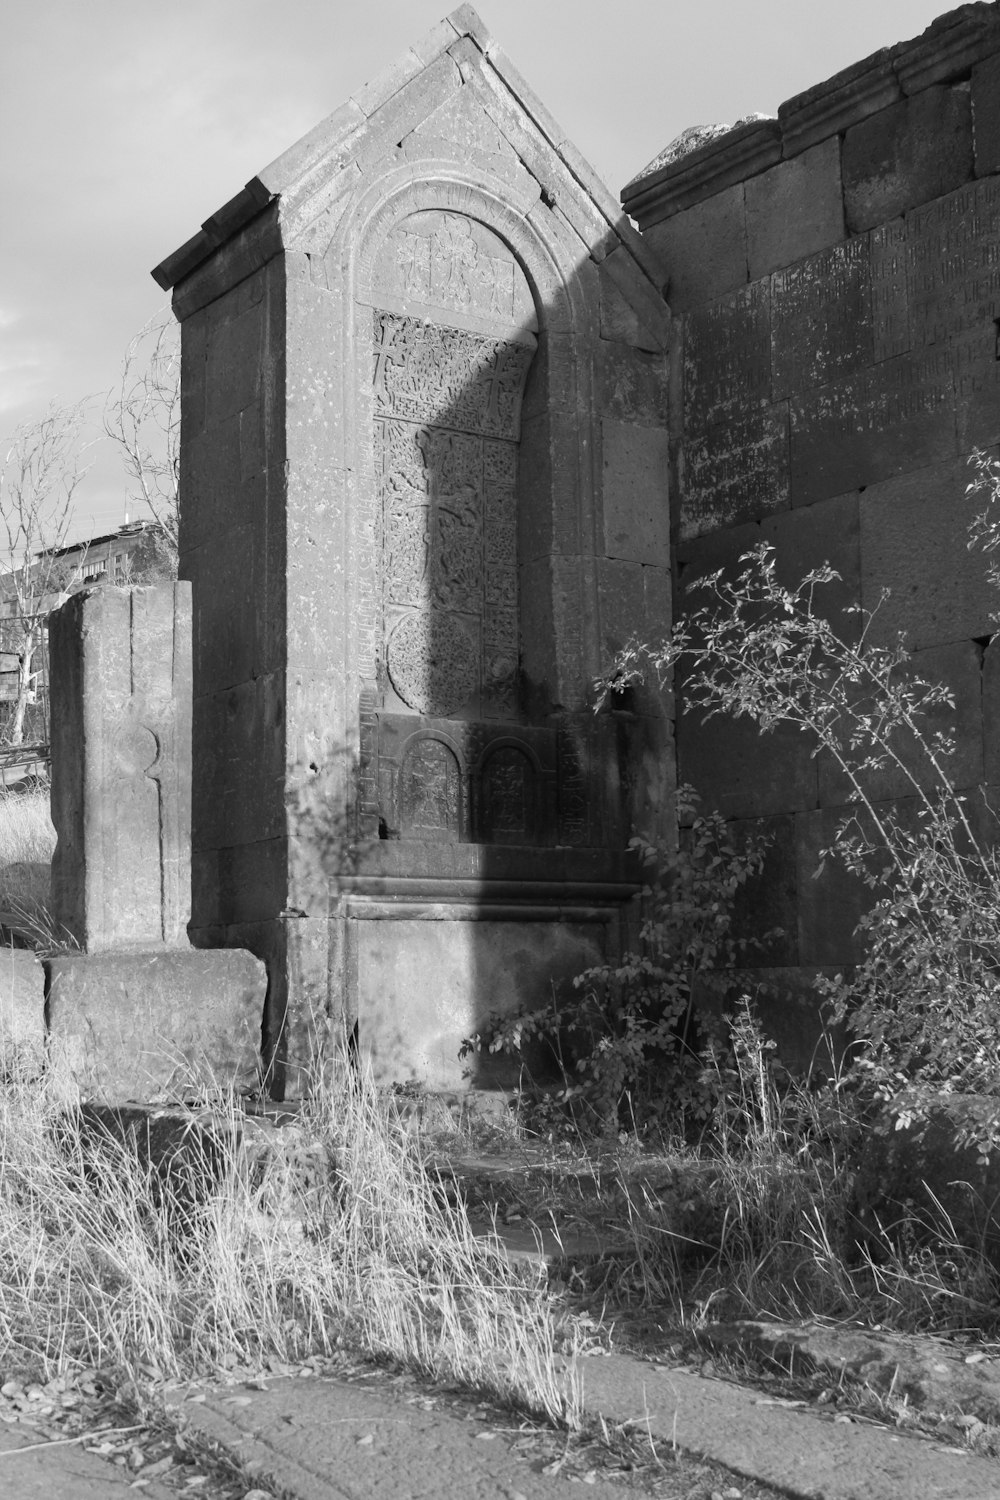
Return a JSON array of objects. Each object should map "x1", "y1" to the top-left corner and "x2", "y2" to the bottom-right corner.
[{"x1": 623, "y1": 2, "x2": 1000, "y2": 229}]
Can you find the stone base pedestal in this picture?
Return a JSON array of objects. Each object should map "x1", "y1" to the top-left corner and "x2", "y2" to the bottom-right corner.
[
  {"x1": 46, "y1": 948, "x2": 265, "y2": 1102},
  {"x1": 0, "y1": 949, "x2": 45, "y2": 1072}
]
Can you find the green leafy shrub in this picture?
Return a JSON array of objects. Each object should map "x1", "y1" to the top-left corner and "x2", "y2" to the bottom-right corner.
[
  {"x1": 462, "y1": 788, "x2": 773, "y2": 1137},
  {"x1": 602, "y1": 452, "x2": 1000, "y2": 1158}
]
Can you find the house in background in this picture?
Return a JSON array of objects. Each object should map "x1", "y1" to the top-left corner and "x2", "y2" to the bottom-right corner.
[{"x1": 0, "y1": 519, "x2": 168, "y2": 747}]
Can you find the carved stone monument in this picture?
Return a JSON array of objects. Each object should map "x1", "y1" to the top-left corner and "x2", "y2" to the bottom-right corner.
[
  {"x1": 153, "y1": 6, "x2": 673, "y2": 1094},
  {"x1": 46, "y1": 584, "x2": 266, "y2": 1101}
]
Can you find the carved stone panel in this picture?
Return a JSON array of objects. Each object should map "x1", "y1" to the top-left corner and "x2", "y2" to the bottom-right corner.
[
  {"x1": 399, "y1": 736, "x2": 462, "y2": 840},
  {"x1": 373, "y1": 299, "x2": 533, "y2": 722},
  {"x1": 373, "y1": 210, "x2": 537, "y2": 338},
  {"x1": 479, "y1": 745, "x2": 534, "y2": 844}
]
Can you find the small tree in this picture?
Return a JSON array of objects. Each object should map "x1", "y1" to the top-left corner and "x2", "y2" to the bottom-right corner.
[
  {"x1": 104, "y1": 309, "x2": 180, "y2": 563},
  {"x1": 0, "y1": 401, "x2": 92, "y2": 745}
]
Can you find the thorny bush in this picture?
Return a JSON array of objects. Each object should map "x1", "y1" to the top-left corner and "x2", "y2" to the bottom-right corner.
[
  {"x1": 601, "y1": 450, "x2": 1000, "y2": 1159},
  {"x1": 462, "y1": 787, "x2": 774, "y2": 1137}
]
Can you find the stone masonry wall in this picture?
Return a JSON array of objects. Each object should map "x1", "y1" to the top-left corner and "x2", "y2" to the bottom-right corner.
[{"x1": 625, "y1": 3, "x2": 1000, "y2": 1063}]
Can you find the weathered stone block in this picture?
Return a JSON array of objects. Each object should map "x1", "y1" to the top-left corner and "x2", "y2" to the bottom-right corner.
[
  {"x1": 727, "y1": 815, "x2": 799, "y2": 966},
  {"x1": 817, "y1": 640, "x2": 985, "y2": 811},
  {"x1": 46, "y1": 949, "x2": 265, "y2": 1103},
  {"x1": 842, "y1": 85, "x2": 973, "y2": 234},
  {"x1": 681, "y1": 403, "x2": 789, "y2": 540},
  {"x1": 858, "y1": 456, "x2": 996, "y2": 648},
  {"x1": 596, "y1": 342, "x2": 668, "y2": 427},
  {"x1": 204, "y1": 298, "x2": 265, "y2": 425},
  {"x1": 771, "y1": 239, "x2": 872, "y2": 402},
  {"x1": 677, "y1": 695, "x2": 818, "y2": 822},
  {"x1": 980, "y1": 637, "x2": 1000, "y2": 787},
  {"x1": 789, "y1": 346, "x2": 956, "y2": 507},
  {"x1": 759, "y1": 492, "x2": 862, "y2": 641},
  {"x1": 955, "y1": 329, "x2": 1000, "y2": 451},
  {"x1": 973, "y1": 50, "x2": 1000, "y2": 176},
  {"x1": 683, "y1": 279, "x2": 771, "y2": 432},
  {"x1": 907, "y1": 178, "x2": 1000, "y2": 349},
  {"x1": 50, "y1": 585, "x2": 193, "y2": 952},
  {"x1": 601, "y1": 420, "x2": 670, "y2": 565},
  {"x1": 794, "y1": 807, "x2": 869, "y2": 968},
  {"x1": 745, "y1": 140, "x2": 845, "y2": 280},
  {"x1": 0, "y1": 949, "x2": 45, "y2": 1071},
  {"x1": 357, "y1": 916, "x2": 607, "y2": 1090},
  {"x1": 777, "y1": 48, "x2": 901, "y2": 158},
  {"x1": 642, "y1": 184, "x2": 747, "y2": 312}
]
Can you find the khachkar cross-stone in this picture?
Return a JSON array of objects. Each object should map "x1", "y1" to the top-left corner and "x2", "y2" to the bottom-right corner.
[{"x1": 372, "y1": 308, "x2": 532, "y2": 720}]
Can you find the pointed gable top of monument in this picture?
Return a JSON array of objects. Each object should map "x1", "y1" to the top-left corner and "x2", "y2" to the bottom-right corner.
[{"x1": 151, "y1": 3, "x2": 666, "y2": 330}]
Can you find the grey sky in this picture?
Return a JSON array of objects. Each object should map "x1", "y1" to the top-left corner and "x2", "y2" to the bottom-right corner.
[{"x1": 1, "y1": 0, "x2": 949, "y2": 542}]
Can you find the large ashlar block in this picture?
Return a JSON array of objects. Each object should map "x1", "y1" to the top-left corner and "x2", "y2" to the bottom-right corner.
[
  {"x1": 745, "y1": 139, "x2": 845, "y2": 280},
  {"x1": 842, "y1": 85, "x2": 973, "y2": 234},
  {"x1": 50, "y1": 585, "x2": 192, "y2": 951},
  {"x1": 0, "y1": 949, "x2": 45, "y2": 1071},
  {"x1": 357, "y1": 917, "x2": 607, "y2": 1091},
  {"x1": 46, "y1": 949, "x2": 265, "y2": 1103}
]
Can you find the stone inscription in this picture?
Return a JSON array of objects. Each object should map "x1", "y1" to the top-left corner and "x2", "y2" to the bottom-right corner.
[
  {"x1": 790, "y1": 347, "x2": 955, "y2": 503},
  {"x1": 907, "y1": 179, "x2": 1000, "y2": 348},
  {"x1": 374, "y1": 210, "x2": 536, "y2": 335},
  {"x1": 771, "y1": 239, "x2": 872, "y2": 401},
  {"x1": 870, "y1": 220, "x2": 909, "y2": 362},
  {"x1": 681, "y1": 406, "x2": 790, "y2": 542},
  {"x1": 683, "y1": 281, "x2": 771, "y2": 433},
  {"x1": 373, "y1": 309, "x2": 533, "y2": 719}
]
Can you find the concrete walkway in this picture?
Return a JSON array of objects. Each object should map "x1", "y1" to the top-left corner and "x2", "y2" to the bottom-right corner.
[{"x1": 163, "y1": 1353, "x2": 1000, "y2": 1500}]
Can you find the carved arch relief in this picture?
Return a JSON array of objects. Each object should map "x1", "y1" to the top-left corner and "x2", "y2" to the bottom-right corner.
[{"x1": 371, "y1": 210, "x2": 536, "y2": 723}]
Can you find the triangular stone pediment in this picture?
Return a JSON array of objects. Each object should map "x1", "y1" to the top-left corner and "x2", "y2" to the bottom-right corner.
[{"x1": 152, "y1": 7, "x2": 666, "y2": 342}]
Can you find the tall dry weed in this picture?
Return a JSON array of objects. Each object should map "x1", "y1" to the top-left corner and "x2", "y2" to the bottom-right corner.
[{"x1": 0, "y1": 1049, "x2": 579, "y2": 1427}]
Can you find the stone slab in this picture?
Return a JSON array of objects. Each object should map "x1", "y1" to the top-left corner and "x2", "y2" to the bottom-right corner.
[
  {"x1": 642, "y1": 184, "x2": 748, "y2": 312},
  {"x1": 759, "y1": 491, "x2": 863, "y2": 640},
  {"x1": 789, "y1": 346, "x2": 956, "y2": 508},
  {"x1": 356, "y1": 914, "x2": 608, "y2": 1089},
  {"x1": 167, "y1": 1354, "x2": 1000, "y2": 1500},
  {"x1": 676, "y1": 694, "x2": 818, "y2": 821},
  {"x1": 45, "y1": 947, "x2": 265, "y2": 1102},
  {"x1": 683, "y1": 278, "x2": 771, "y2": 432},
  {"x1": 794, "y1": 805, "x2": 870, "y2": 968},
  {"x1": 869, "y1": 218, "x2": 910, "y2": 362},
  {"x1": 49, "y1": 584, "x2": 193, "y2": 953},
  {"x1": 843, "y1": 85, "x2": 974, "y2": 234},
  {"x1": 727, "y1": 814, "x2": 799, "y2": 966},
  {"x1": 745, "y1": 139, "x2": 845, "y2": 280},
  {"x1": 858, "y1": 455, "x2": 996, "y2": 649},
  {"x1": 816, "y1": 639, "x2": 985, "y2": 806},
  {"x1": 596, "y1": 341, "x2": 669, "y2": 427},
  {"x1": 906, "y1": 177, "x2": 1000, "y2": 349},
  {"x1": 681, "y1": 402, "x2": 789, "y2": 540},
  {"x1": 896, "y1": 4, "x2": 1000, "y2": 95},
  {"x1": 972, "y1": 48, "x2": 1000, "y2": 176},
  {"x1": 777, "y1": 48, "x2": 901, "y2": 158},
  {"x1": 623, "y1": 117, "x2": 781, "y2": 225},
  {"x1": 0, "y1": 948, "x2": 45, "y2": 1070},
  {"x1": 771, "y1": 238, "x2": 873, "y2": 402},
  {"x1": 600, "y1": 419, "x2": 670, "y2": 565},
  {"x1": 983, "y1": 636, "x2": 1000, "y2": 787}
]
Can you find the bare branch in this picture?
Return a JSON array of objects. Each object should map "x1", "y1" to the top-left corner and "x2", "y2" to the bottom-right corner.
[
  {"x1": 0, "y1": 399, "x2": 93, "y2": 743},
  {"x1": 104, "y1": 308, "x2": 180, "y2": 557}
]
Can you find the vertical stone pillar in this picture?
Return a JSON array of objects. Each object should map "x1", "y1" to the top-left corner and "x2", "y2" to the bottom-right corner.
[
  {"x1": 50, "y1": 584, "x2": 192, "y2": 951},
  {"x1": 45, "y1": 582, "x2": 267, "y2": 1102}
]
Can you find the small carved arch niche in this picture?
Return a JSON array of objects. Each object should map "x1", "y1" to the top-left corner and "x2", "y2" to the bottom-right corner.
[
  {"x1": 477, "y1": 743, "x2": 537, "y2": 844},
  {"x1": 398, "y1": 734, "x2": 464, "y2": 841}
]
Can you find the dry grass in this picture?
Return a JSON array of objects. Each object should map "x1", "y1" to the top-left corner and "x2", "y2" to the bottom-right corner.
[
  {"x1": 0, "y1": 1051, "x2": 580, "y2": 1430},
  {"x1": 560, "y1": 1007, "x2": 1000, "y2": 1343}
]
